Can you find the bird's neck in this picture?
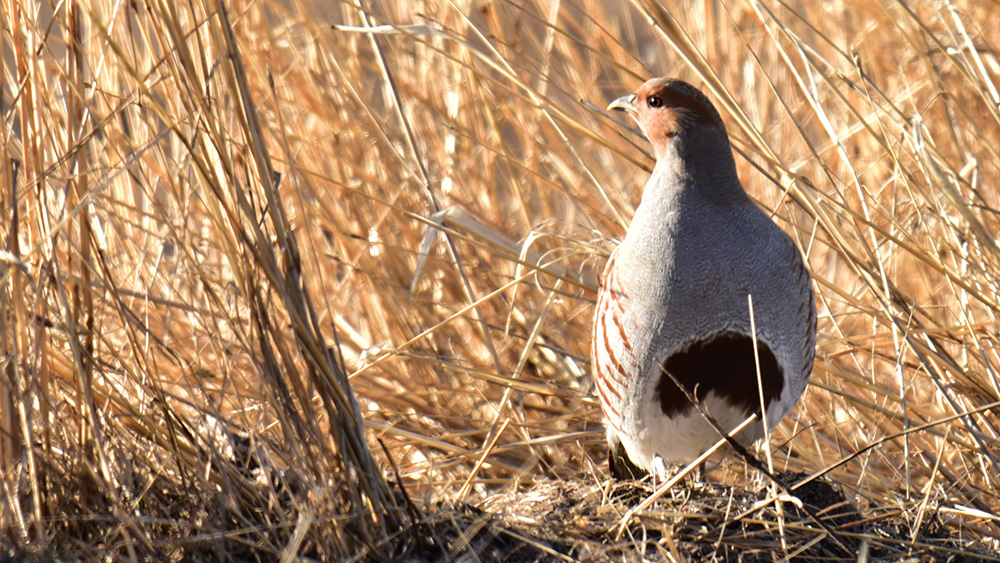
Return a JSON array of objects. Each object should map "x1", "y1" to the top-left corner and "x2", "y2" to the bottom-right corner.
[
  {"x1": 656, "y1": 129, "x2": 742, "y2": 200},
  {"x1": 619, "y1": 131, "x2": 746, "y2": 260}
]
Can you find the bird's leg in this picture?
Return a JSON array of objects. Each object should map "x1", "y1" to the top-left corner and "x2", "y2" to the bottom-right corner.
[{"x1": 608, "y1": 439, "x2": 648, "y2": 481}]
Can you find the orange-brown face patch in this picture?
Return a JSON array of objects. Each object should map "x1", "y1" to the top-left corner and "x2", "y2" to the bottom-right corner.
[{"x1": 631, "y1": 78, "x2": 725, "y2": 139}]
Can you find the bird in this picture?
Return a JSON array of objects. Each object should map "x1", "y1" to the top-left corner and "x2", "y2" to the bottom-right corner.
[{"x1": 592, "y1": 78, "x2": 816, "y2": 479}]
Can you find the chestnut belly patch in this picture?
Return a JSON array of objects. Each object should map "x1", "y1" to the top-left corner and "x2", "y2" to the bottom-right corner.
[{"x1": 657, "y1": 332, "x2": 784, "y2": 419}]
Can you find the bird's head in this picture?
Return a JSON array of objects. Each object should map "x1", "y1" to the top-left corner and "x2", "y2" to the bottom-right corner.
[{"x1": 608, "y1": 78, "x2": 727, "y2": 160}]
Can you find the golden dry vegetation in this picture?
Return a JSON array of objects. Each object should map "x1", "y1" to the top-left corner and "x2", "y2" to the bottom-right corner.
[{"x1": 1, "y1": 0, "x2": 999, "y2": 560}]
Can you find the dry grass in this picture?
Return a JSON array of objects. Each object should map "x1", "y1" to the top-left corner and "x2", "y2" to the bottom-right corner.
[{"x1": 2, "y1": 0, "x2": 999, "y2": 560}]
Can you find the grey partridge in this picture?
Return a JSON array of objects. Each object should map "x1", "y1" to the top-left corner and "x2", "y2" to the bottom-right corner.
[{"x1": 593, "y1": 78, "x2": 816, "y2": 479}]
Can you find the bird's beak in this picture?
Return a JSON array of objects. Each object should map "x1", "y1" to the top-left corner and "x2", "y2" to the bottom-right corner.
[{"x1": 607, "y1": 94, "x2": 636, "y2": 113}]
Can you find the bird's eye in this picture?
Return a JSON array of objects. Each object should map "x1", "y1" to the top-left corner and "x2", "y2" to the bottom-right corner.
[{"x1": 648, "y1": 95, "x2": 663, "y2": 108}]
